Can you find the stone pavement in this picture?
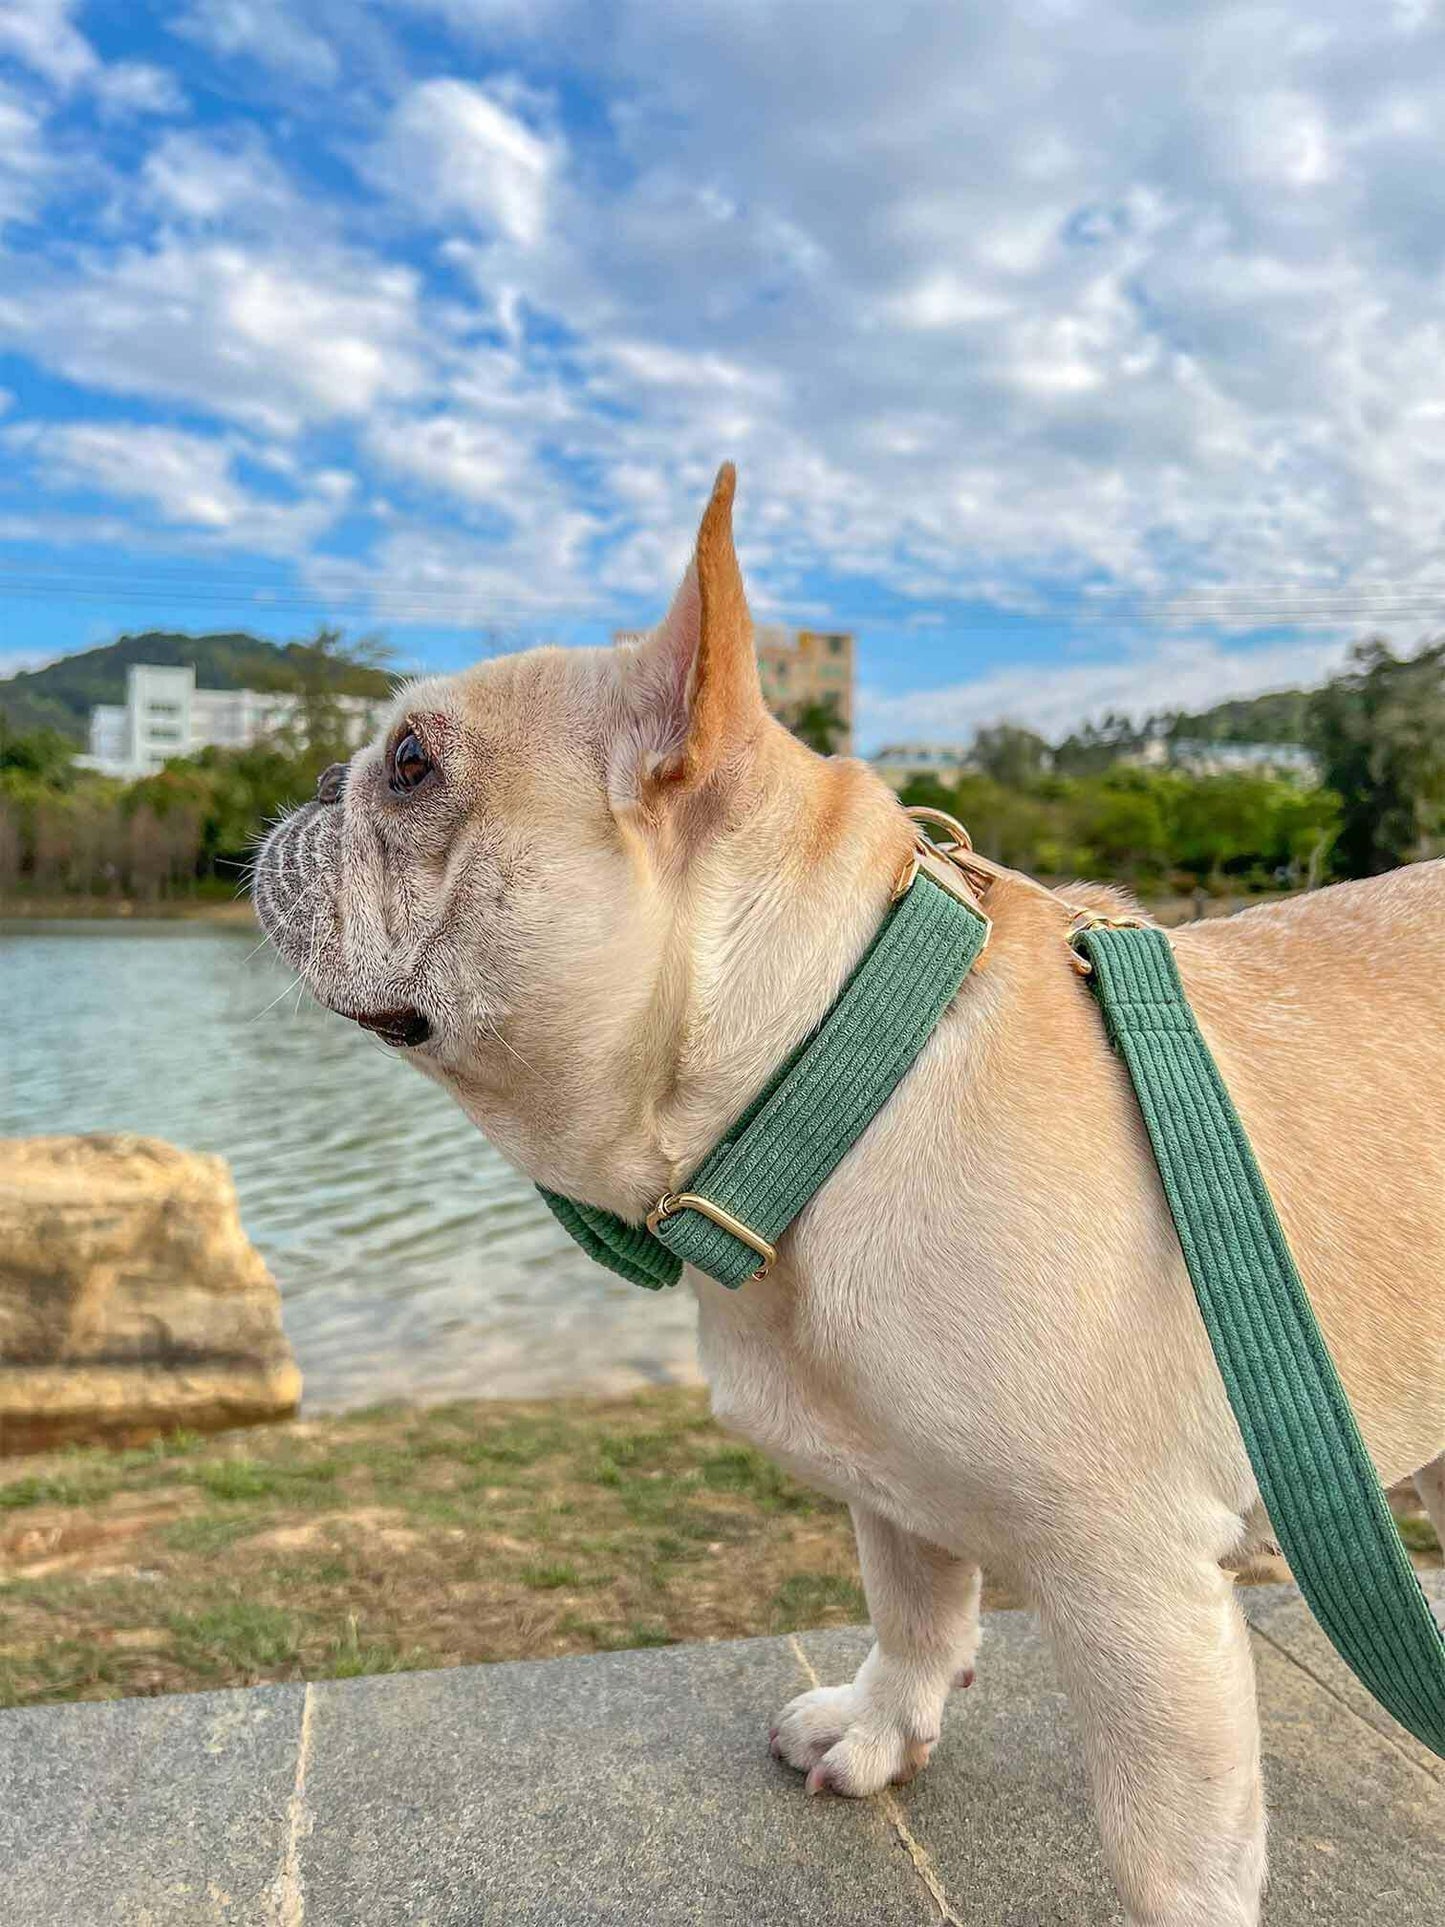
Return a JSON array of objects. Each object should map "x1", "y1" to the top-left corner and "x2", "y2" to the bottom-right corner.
[{"x1": 1, "y1": 1580, "x2": 1440, "y2": 1926}]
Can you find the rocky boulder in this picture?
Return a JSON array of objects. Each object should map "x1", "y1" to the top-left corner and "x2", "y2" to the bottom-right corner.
[{"x1": 0, "y1": 1135, "x2": 301, "y2": 1454}]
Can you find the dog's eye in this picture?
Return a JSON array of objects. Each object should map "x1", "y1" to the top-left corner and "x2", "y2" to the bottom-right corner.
[{"x1": 389, "y1": 730, "x2": 433, "y2": 795}]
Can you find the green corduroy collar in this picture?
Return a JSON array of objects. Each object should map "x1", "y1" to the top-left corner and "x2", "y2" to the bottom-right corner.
[{"x1": 537, "y1": 819, "x2": 991, "y2": 1290}]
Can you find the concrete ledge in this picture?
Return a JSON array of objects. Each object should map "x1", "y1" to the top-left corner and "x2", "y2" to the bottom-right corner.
[{"x1": 1, "y1": 1581, "x2": 1440, "y2": 1925}]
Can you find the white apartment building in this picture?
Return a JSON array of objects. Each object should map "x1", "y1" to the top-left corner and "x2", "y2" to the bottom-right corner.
[
  {"x1": 1129, "y1": 737, "x2": 1320, "y2": 783},
  {"x1": 82, "y1": 664, "x2": 389, "y2": 779},
  {"x1": 867, "y1": 743, "x2": 974, "y2": 789}
]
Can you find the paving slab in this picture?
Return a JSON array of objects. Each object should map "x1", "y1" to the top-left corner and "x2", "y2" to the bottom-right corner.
[
  {"x1": 298, "y1": 1631, "x2": 927, "y2": 1927},
  {"x1": 0, "y1": 1592, "x2": 1441, "y2": 1925},
  {"x1": 797, "y1": 1624, "x2": 1115, "y2": 1925},
  {"x1": 1242, "y1": 1570, "x2": 1444, "y2": 1782},
  {"x1": 0, "y1": 1681, "x2": 305, "y2": 1927},
  {"x1": 800, "y1": 1586, "x2": 1445, "y2": 1927}
]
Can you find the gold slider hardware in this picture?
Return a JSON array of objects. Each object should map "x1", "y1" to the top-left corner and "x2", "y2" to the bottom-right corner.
[
  {"x1": 646, "y1": 1192, "x2": 777, "y2": 1279},
  {"x1": 890, "y1": 847, "x2": 921, "y2": 901},
  {"x1": 1064, "y1": 907, "x2": 1150, "y2": 976},
  {"x1": 901, "y1": 804, "x2": 1149, "y2": 980}
]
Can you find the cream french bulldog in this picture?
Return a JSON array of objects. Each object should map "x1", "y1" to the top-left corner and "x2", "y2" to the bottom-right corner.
[{"x1": 255, "y1": 466, "x2": 1445, "y2": 1927}]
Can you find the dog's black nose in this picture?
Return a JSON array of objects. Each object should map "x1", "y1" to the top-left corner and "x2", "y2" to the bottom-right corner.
[{"x1": 316, "y1": 762, "x2": 347, "y2": 805}]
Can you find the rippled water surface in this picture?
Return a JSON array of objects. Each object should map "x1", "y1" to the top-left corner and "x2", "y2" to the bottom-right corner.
[{"x1": 0, "y1": 919, "x2": 701, "y2": 1410}]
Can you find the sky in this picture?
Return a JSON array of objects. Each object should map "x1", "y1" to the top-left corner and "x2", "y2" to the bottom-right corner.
[{"x1": 2, "y1": 1, "x2": 1444, "y2": 749}]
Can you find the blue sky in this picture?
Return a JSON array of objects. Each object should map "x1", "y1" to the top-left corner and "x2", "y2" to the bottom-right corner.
[{"x1": 2, "y1": 2, "x2": 1444, "y2": 748}]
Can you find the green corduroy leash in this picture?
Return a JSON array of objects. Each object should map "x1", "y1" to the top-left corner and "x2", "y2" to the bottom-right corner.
[{"x1": 1073, "y1": 920, "x2": 1445, "y2": 1760}]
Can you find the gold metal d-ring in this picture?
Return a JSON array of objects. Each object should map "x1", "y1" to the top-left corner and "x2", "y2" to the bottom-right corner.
[
  {"x1": 906, "y1": 805, "x2": 974, "y2": 853},
  {"x1": 646, "y1": 1192, "x2": 777, "y2": 1279}
]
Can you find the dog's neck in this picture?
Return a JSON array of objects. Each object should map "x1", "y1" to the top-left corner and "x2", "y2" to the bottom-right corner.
[
  {"x1": 648, "y1": 738, "x2": 915, "y2": 1191},
  {"x1": 487, "y1": 732, "x2": 917, "y2": 1223}
]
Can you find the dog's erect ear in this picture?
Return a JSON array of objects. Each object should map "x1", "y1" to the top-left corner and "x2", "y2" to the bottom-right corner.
[{"x1": 616, "y1": 463, "x2": 765, "y2": 799}]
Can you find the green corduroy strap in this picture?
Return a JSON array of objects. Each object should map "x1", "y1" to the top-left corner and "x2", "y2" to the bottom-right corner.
[
  {"x1": 1074, "y1": 921, "x2": 1445, "y2": 1759},
  {"x1": 539, "y1": 864, "x2": 990, "y2": 1291}
]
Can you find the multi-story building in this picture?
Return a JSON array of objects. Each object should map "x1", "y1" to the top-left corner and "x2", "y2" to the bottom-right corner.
[
  {"x1": 611, "y1": 624, "x2": 856, "y2": 751},
  {"x1": 82, "y1": 664, "x2": 389, "y2": 779},
  {"x1": 753, "y1": 627, "x2": 854, "y2": 750}
]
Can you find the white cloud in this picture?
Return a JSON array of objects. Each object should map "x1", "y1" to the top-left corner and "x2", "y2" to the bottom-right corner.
[
  {"x1": 0, "y1": 83, "x2": 49, "y2": 229},
  {"x1": 0, "y1": 0, "x2": 95, "y2": 89},
  {"x1": 859, "y1": 634, "x2": 1354, "y2": 749},
  {"x1": 140, "y1": 128, "x2": 295, "y2": 223},
  {"x1": 364, "y1": 412, "x2": 526, "y2": 506},
  {"x1": 0, "y1": 1, "x2": 182, "y2": 114},
  {"x1": 5, "y1": 418, "x2": 353, "y2": 550},
  {"x1": 3, "y1": 0, "x2": 1445, "y2": 721},
  {"x1": 372, "y1": 78, "x2": 561, "y2": 247},
  {"x1": 92, "y1": 61, "x2": 187, "y2": 119},
  {"x1": 168, "y1": 0, "x2": 338, "y2": 83},
  {"x1": 0, "y1": 238, "x2": 431, "y2": 433},
  {"x1": 307, "y1": 509, "x2": 601, "y2": 626}
]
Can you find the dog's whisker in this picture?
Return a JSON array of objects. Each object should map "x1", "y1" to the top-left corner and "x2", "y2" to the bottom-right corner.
[
  {"x1": 483, "y1": 1018, "x2": 536, "y2": 1076},
  {"x1": 252, "y1": 973, "x2": 306, "y2": 1022}
]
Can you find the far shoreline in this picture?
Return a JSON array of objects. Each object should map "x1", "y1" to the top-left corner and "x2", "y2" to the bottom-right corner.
[
  {"x1": 2, "y1": 885, "x2": 1285, "y2": 931},
  {"x1": 0, "y1": 895, "x2": 257, "y2": 926}
]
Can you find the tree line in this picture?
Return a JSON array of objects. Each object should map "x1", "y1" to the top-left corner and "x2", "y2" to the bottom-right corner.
[
  {"x1": 1, "y1": 636, "x2": 1441, "y2": 905},
  {"x1": 0, "y1": 632, "x2": 379, "y2": 903}
]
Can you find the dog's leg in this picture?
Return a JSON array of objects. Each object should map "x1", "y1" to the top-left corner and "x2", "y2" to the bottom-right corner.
[
  {"x1": 770, "y1": 1506, "x2": 980, "y2": 1795},
  {"x1": 1414, "y1": 1451, "x2": 1445, "y2": 1546},
  {"x1": 1038, "y1": 1549, "x2": 1265, "y2": 1927}
]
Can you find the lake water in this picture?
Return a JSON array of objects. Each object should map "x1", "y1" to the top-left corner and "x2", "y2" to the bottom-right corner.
[{"x1": 0, "y1": 919, "x2": 701, "y2": 1411}]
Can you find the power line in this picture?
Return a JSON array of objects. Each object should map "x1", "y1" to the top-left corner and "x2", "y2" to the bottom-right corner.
[{"x1": 0, "y1": 558, "x2": 1443, "y2": 630}]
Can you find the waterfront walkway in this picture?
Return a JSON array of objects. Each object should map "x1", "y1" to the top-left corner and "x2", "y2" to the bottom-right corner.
[{"x1": 2, "y1": 1580, "x2": 1440, "y2": 1925}]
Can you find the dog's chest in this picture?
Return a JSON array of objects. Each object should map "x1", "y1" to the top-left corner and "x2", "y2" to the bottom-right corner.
[{"x1": 689, "y1": 1268, "x2": 993, "y2": 1551}]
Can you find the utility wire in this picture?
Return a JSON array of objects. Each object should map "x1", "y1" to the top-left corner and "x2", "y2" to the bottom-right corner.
[{"x1": 0, "y1": 560, "x2": 1442, "y2": 629}]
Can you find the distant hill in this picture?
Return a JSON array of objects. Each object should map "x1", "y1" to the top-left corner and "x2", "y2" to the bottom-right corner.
[
  {"x1": 0, "y1": 631, "x2": 394, "y2": 743},
  {"x1": 1160, "y1": 687, "x2": 1312, "y2": 747},
  {"x1": 0, "y1": 626, "x2": 1320, "y2": 754}
]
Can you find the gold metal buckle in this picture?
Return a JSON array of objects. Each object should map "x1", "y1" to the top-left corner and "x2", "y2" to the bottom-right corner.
[{"x1": 646, "y1": 1192, "x2": 777, "y2": 1280}]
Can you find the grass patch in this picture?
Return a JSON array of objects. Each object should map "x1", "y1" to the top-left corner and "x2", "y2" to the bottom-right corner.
[
  {"x1": 191, "y1": 1457, "x2": 339, "y2": 1503},
  {"x1": 324, "y1": 1617, "x2": 426, "y2": 1681},
  {"x1": 163, "y1": 1514, "x2": 267, "y2": 1556},
  {"x1": 0, "y1": 1637, "x2": 124, "y2": 1709},
  {"x1": 0, "y1": 1467, "x2": 125, "y2": 1511},
  {"x1": 520, "y1": 1562, "x2": 585, "y2": 1591},
  {"x1": 0, "y1": 1388, "x2": 873, "y2": 1707},
  {"x1": 1398, "y1": 1513, "x2": 1441, "y2": 1556},
  {"x1": 769, "y1": 1573, "x2": 868, "y2": 1633},
  {"x1": 165, "y1": 1600, "x2": 304, "y2": 1677},
  {"x1": 699, "y1": 1446, "x2": 818, "y2": 1512}
]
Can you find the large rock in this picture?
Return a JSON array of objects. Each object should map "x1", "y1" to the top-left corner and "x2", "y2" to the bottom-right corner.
[{"x1": 0, "y1": 1135, "x2": 301, "y2": 1454}]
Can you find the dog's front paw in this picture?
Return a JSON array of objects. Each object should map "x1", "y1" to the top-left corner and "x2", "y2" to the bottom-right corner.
[{"x1": 769, "y1": 1684, "x2": 935, "y2": 1797}]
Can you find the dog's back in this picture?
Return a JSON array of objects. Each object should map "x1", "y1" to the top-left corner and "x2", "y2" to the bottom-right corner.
[{"x1": 1173, "y1": 861, "x2": 1445, "y2": 1479}]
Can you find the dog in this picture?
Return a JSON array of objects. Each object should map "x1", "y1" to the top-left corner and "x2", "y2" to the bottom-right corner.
[{"x1": 255, "y1": 465, "x2": 1445, "y2": 1926}]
